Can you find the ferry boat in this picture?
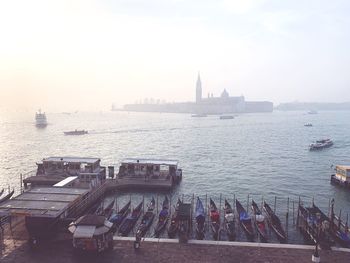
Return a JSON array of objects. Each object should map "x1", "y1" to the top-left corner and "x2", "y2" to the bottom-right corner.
[
  {"x1": 331, "y1": 165, "x2": 350, "y2": 188},
  {"x1": 220, "y1": 115, "x2": 234, "y2": 120},
  {"x1": 64, "y1": 130, "x2": 88, "y2": 135},
  {"x1": 309, "y1": 139, "x2": 333, "y2": 151},
  {"x1": 191, "y1": 114, "x2": 207, "y2": 117},
  {"x1": 118, "y1": 158, "x2": 182, "y2": 185},
  {"x1": 35, "y1": 109, "x2": 47, "y2": 127}
]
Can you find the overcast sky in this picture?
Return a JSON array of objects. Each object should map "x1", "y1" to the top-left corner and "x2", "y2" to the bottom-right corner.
[{"x1": 1, "y1": 0, "x2": 350, "y2": 111}]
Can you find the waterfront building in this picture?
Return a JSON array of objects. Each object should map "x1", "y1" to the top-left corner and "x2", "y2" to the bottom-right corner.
[{"x1": 120, "y1": 73, "x2": 273, "y2": 114}]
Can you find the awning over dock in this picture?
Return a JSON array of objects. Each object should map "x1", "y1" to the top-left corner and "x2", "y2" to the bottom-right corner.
[{"x1": 0, "y1": 187, "x2": 89, "y2": 217}]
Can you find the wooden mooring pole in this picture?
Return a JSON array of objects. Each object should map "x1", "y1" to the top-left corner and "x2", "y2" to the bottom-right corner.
[
  {"x1": 286, "y1": 197, "x2": 289, "y2": 240},
  {"x1": 206, "y1": 194, "x2": 209, "y2": 231},
  {"x1": 292, "y1": 200, "x2": 295, "y2": 226}
]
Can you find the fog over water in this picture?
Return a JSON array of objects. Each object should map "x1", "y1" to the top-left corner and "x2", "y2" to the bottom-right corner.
[{"x1": 1, "y1": 0, "x2": 350, "y2": 111}]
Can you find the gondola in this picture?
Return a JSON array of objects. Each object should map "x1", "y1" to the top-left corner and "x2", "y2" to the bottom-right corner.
[
  {"x1": 209, "y1": 198, "x2": 220, "y2": 240},
  {"x1": 331, "y1": 226, "x2": 350, "y2": 248},
  {"x1": 119, "y1": 201, "x2": 143, "y2": 236},
  {"x1": 195, "y1": 197, "x2": 205, "y2": 240},
  {"x1": 329, "y1": 200, "x2": 350, "y2": 248},
  {"x1": 168, "y1": 199, "x2": 182, "y2": 238},
  {"x1": 178, "y1": 202, "x2": 191, "y2": 243},
  {"x1": 251, "y1": 200, "x2": 268, "y2": 242},
  {"x1": 235, "y1": 199, "x2": 254, "y2": 241},
  {"x1": 263, "y1": 201, "x2": 286, "y2": 243},
  {"x1": 0, "y1": 189, "x2": 14, "y2": 204},
  {"x1": 0, "y1": 188, "x2": 4, "y2": 197},
  {"x1": 109, "y1": 201, "x2": 131, "y2": 229},
  {"x1": 306, "y1": 203, "x2": 334, "y2": 249},
  {"x1": 154, "y1": 196, "x2": 170, "y2": 237},
  {"x1": 96, "y1": 199, "x2": 115, "y2": 218},
  {"x1": 224, "y1": 199, "x2": 235, "y2": 241},
  {"x1": 136, "y1": 197, "x2": 156, "y2": 238}
]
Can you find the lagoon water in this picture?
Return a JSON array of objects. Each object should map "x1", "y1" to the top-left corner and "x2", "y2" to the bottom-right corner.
[{"x1": 1, "y1": 110, "x2": 350, "y2": 242}]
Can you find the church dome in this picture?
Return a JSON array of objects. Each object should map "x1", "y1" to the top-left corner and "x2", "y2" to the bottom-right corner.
[{"x1": 221, "y1": 89, "x2": 229, "y2": 98}]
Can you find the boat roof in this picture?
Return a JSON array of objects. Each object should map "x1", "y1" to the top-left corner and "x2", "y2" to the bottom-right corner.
[
  {"x1": 0, "y1": 187, "x2": 89, "y2": 217},
  {"x1": 121, "y1": 158, "x2": 179, "y2": 166},
  {"x1": 336, "y1": 165, "x2": 350, "y2": 171},
  {"x1": 53, "y1": 176, "x2": 78, "y2": 187},
  {"x1": 43, "y1": 157, "x2": 100, "y2": 164}
]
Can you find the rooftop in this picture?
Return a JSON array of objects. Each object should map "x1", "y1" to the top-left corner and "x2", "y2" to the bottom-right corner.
[
  {"x1": 0, "y1": 187, "x2": 89, "y2": 217},
  {"x1": 121, "y1": 158, "x2": 179, "y2": 166},
  {"x1": 43, "y1": 157, "x2": 100, "y2": 164},
  {"x1": 336, "y1": 165, "x2": 350, "y2": 170}
]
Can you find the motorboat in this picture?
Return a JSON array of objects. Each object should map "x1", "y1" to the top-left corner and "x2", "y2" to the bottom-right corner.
[
  {"x1": 308, "y1": 110, "x2": 318, "y2": 114},
  {"x1": 191, "y1": 114, "x2": 207, "y2": 117},
  {"x1": 35, "y1": 109, "x2": 47, "y2": 127},
  {"x1": 309, "y1": 139, "x2": 333, "y2": 151},
  {"x1": 64, "y1": 130, "x2": 88, "y2": 135},
  {"x1": 220, "y1": 115, "x2": 234, "y2": 120},
  {"x1": 304, "y1": 123, "x2": 312, "y2": 127}
]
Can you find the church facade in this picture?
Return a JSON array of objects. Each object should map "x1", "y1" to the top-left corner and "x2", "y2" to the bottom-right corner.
[{"x1": 194, "y1": 74, "x2": 246, "y2": 114}]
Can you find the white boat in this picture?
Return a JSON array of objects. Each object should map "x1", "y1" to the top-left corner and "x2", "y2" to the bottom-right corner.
[{"x1": 35, "y1": 109, "x2": 47, "y2": 127}]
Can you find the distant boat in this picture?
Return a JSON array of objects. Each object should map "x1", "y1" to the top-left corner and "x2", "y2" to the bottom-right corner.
[
  {"x1": 309, "y1": 138, "x2": 333, "y2": 151},
  {"x1": 304, "y1": 123, "x2": 313, "y2": 127},
  {"x1": 308, "y1": 110, "x2": 318, "y2": 114},
  {"x1": 35, "y1": 109, "x2": 47, "y2": 127},
  {"x1": 220, "y1": 115, "x2": 234, "y2": 120},
  {"x1": 64, "y1": 130, "x2": 88, "y2": 135},
  {"x1": 191, "y1": 114, "x2": 207, "y2": 117},
  {"x1": 61, "y1": 112, "x2": 71, "y2": 115}
]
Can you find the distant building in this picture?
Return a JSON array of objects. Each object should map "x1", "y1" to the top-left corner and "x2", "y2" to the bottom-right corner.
[{"x1": 120, "y1": 74, "x2": 273, "y2": 114}]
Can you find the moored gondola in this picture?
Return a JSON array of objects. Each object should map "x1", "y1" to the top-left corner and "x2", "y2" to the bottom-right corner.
[
  {"x1": 178, "y1": 202, "x2": 191, "y2": 243},
  {"x1": 298, "y1": 202, "x2": 334, "y2": 249},
  {"x1": 236, "y1": 199, "x2": 254, "y2": 241},
  {"x1": 119, "y1": 201, "x2": 143, "y2": 236},
  {"x1": 195, "y1": 197, "x2": 206, "y2": 240},
  {"x1": 0, "y1": 189, "x2": 14, "y2": 204},
  {"x1": 251, "y1": 200, "x2": 268, "y2": 242},
  {"x1": 209, "y1": 198, "x2": 220, "y2": 240},
  {"x1": 96, "y1": 199, "x2": 115, "y2": 218},
  {"x1": 224, "y1": 199, "x2": 236, "y2": 241},
  {"x1": 263, "y1": 201, "x2": 286, "y2": 243},
  {"x1": 109, "y1": 201, "x2": 131, "y2": 229},
  {"x1": 168, "y1": 199, "x2": 182, "y2": 238},
  {"x1": 136, "y1": 197, "x2": 156, "y2": 238},
  {"x1": 329, "y1": 199, "x2": 350, "y2": 248},
  {"x1": 154, "y1": 196, "x2": 170, "y2": 238}
]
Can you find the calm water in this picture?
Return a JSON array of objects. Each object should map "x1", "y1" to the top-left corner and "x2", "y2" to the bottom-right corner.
[{"x1": 1, "y1": 110, "x2": 350, "y2": 242}]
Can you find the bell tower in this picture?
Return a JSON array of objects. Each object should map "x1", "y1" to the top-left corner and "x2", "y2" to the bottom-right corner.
[{"x1": 196, "y1": 72, "x2": 202, "y2": 103}]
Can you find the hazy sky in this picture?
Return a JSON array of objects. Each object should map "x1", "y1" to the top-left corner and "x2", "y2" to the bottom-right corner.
[{"x1": 1, "y1": 0, "x2": 350, "y2": 111}]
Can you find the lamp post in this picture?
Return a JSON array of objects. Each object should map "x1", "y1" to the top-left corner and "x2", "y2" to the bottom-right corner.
[{"x1": 312, "y1": 213, "x2": 321, "y2": 263}]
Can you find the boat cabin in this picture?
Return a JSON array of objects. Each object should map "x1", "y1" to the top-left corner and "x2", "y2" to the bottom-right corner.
[
  {"x1": 24, "y1": 157, "x2": 106, "y2": 188},
  {"x1": 68, "y1": 214, "x2": 113, "y2": 252},
  {"x1": 118, "y1": 158, "x2": 182, "y2": 183},
  {"x1": 331, "y1": 165, "x2": 350, "y2": 187}
]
